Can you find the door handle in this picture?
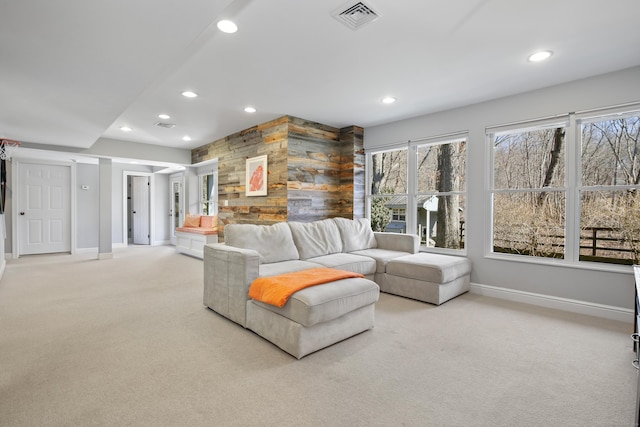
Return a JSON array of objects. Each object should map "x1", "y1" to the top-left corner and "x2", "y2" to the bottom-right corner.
[
  {"x1": 132, "y1": 211, "x2": 136, "y2": 214},
  {"x1": 20, "y1": 212, "x2": 25, "y2": 215}
]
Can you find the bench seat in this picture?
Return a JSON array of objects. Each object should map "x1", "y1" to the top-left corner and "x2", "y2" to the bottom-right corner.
[
  {"x1": 176, "y1": 229, "x2": 218, "y2": 259},
  {"x1": 175, "y1": 214, "x2": 219, "y2": 259}
]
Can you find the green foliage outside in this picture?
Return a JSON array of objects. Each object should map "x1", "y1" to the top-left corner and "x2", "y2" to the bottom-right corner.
[{"x1": 370, "y1": 188, "x2": 393, "y2": 232}]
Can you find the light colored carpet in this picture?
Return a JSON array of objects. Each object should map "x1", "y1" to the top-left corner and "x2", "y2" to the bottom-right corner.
[{"x1": 0, "y1": 245, "x2": 636, "y2": 427}]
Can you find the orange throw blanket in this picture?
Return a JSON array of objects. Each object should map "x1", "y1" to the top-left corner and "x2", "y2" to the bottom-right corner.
[{"x1": 249, "y1": 268, "x2": 364, "y2": 308}]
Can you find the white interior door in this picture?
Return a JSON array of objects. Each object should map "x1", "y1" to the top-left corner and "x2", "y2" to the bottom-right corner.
[
  {"x1": 132, "y1": 176, "x2": 150, "y2": 245},
  {"x1": 169, "y1": 176, "x2": 183, "y2": 245},
  {"x1": 18, "y1": 163, "x2": 71, "y2": 255}
]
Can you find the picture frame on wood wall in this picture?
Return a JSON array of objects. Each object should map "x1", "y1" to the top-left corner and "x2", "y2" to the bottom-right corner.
[{"x1": 246, "y1": 155, "x2": 267, "y2": 196}]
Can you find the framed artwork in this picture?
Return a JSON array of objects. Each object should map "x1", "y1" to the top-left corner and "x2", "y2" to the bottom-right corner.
[{"x1": 246, "y1": 155, "x2": 267, "y2": 196}]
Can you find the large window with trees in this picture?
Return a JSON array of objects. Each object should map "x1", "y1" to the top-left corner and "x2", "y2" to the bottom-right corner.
[
  {"x1": 367, "y1": 134, "x2": 467, "y2": 253},
  {"x1": 370, "y1": 148, "x2": 407, "y2": 234},
  {"x1": 488, "y1": 107, "x2": 640, "y2": 266},
  {"x1": 579, "y1": 112, "x2": 640, "y2": 264},
  {"x1": 416, "y1": 139, "x2": 466, "y2": 249},
  {"x1": 490, "y1": 122, "x2": 567, "y2": 259}
]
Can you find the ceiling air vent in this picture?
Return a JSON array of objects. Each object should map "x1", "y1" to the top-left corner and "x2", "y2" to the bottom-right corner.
[
  {"x1": 154, "y1": 122, "x2": 176, "y2": 129},
  {"x1": 332, "y1": 1, "x2": 380, "y2": 31}
]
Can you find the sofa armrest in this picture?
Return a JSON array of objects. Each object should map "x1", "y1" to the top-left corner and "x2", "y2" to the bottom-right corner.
[
  {"x1": 374, "y1": 232, "x2": 419, "y2": 254},
  {"x1": 203, "y1": 243, "x2": 260, "y2": 327}
]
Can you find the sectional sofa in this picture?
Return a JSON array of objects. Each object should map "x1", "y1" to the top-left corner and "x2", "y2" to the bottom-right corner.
[{"x1": 203, "y1": 217, "x2": 470, "y2": 358}]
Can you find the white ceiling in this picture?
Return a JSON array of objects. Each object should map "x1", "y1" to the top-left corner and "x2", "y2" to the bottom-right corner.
[{"x1": 2, "y1": 0, "x2": 640, "y2": 154}]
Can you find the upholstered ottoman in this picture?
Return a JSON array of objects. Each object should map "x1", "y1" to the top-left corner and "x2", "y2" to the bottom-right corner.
[
  {"x1": 246, "y1": 276, "x2": 379, "y2": 359},
  {"x1": 381, "y1": 253, "x2": 471, "y2": 305}
]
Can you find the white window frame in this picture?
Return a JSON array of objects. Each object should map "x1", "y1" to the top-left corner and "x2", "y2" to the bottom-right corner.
[
  {"x1": 366, "y1": 145, "x2": 409, "y2": 234},
  {"x1": 485, "y1": 104, "x2": 640, "y2": 272},
  {"x1": 391, "y1": 208, "x2": 406, "y2": 221},
  {"x1": 366, "y1": 132, "x2": 468, "y2": 255},
  {"x1": 198, "y1": 171, "x2": 218, "y2": 215}
]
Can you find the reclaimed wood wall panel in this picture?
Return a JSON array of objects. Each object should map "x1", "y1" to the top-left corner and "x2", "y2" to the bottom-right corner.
[
  {"x1": 339, "y1": 126, "x2": 365, "y2": 219},
  {"x1": 191, "y1": 117, "x2": 289, "y2": 239},
  {"x1": 286, "y1": 116, "x2": 345, "y2": 223},
  {"x1": 191, "y1": 116, "x2": 366, "y2": 238}
]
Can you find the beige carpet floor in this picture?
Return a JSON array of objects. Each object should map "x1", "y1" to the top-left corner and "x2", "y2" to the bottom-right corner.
[{"x1": 0, "y1": 245, "x2": 636, "y2": 427}]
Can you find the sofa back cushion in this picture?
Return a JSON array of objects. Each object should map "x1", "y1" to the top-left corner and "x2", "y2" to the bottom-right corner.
[
  {"x1": 333, "y1": 217, "x2": 378, "y2": 252},
  {"x1": 288, "y1": 219, "x2": 342, "y2": 260},
  {"x1": 224, "y1": 222, "x2": 299, "y2": 264}
]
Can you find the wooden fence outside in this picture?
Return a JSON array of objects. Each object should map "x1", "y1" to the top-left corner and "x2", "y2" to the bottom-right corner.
[{"x1": 492, "y1": 226, "x2": 639, "y2": 265}]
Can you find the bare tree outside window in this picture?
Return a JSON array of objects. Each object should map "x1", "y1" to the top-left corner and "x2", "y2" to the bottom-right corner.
[
  {"x1": 370, "y1": 149, "x2": 407, "y2": 233},
  {"x1": 492, "y1": 126, "x2": 567, "y2": 259},
  {"x1": 416, "y1": 140, "x2": 466, "y2": 249},
  {"x1": 580, "y1": 116, "x2": 640, "y2": 264},
  {"x1": 490, "y1": 113, "x2": 640, "y2": 265},
  {"x1": 369, "y1": 139, "x2": 467, "y2": 251}
]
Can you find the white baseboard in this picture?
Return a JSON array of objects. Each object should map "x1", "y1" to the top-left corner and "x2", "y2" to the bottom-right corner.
[
  {"x1": 470, "y1": 282, "x2": 633, "y2": 323},
  {"x1": 75, "y1": 247, "x2": 98, "y2": 254}
]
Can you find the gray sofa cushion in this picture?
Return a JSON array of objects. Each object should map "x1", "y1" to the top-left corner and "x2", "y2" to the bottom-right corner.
[
  {"x1": 333, "y1": 217, "x2": 377, "y2": 252},
  {"x1": 386, "y1": 253, "x2": 471, "y2": 284},
  {"x1": 306, "y1": 253, "x2": 377, "y2": 276},
  {"x1": 350, "y1": 248, "x2": 413, "y2": 273},
  {"x1": 224, "y1": 222, "x2": 299, "y2": 264},
  {"x1": 251, "y1": 277, "x2": 379, "y2": 327},
  {"x1": 259, "y1": 260, "x2": 323, "y2": 277},
  {"x1": 288, "y1": 219, "x2": 342, "y2": 260}
]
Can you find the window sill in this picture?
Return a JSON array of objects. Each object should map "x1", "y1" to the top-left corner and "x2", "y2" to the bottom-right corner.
[{"x1": 484, "y1": 252, "x2": 635, "y2": 274}]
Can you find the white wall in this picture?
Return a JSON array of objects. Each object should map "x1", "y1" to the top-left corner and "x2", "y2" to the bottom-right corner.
[
  {"x1": 153, "y1": 173, "x2": 169, "y2": 245},
  {"x1": 365, "y1": 66, "x2": 640, "y2": 310},
  {"x1": 77, "y1": 163, "x2": 99, "y2": 249}
]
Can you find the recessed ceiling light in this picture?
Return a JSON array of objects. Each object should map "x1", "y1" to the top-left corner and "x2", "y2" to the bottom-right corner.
[
  {"x1": 120, "y1": 126, "x2": 132, "y2": 132},
  {"x1": 158, "y1": 114, "x2": 170, "y2": 120},
  {"x1": 217, "y1": 19, "x2": 238, "y2": 33},
  {"x1": 244, "y1": 106, "x2": 256, "y2": 113},
  {"x1": 181, "y1": 91, "x2": 198, "y2": 98},
  {"x1": 182, "y1": 136, "x2": 191, "y2": 141},
  {"x1": 381, "y1": 97, "x2": 396, "y2": 104},
  {"x1": 528, "y1": 50, "x2": 553, "y2": 62}
]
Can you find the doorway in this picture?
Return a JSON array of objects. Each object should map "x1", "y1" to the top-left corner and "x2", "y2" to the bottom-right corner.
[
  {"x1": 131, "y1": 176, "x2": 150, "y2": 244},
  {"x1": 169, "y1": 174, "x2": 184, "y2": 246},
  {"x1": 123, "y1": 172, "x2": 154, "y2": 246},
  {"x1": 14, "y1": 161, "x2": 73, "y2": 256}
]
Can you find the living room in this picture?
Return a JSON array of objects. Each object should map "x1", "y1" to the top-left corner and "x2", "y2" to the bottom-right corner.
[{"x1": 1, "y1": 1, "x2": 640, "y2": 425}]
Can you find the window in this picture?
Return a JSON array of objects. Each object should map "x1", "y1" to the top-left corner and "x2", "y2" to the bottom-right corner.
[
  {"x1": 490, "y1": 124, "x2": 567, "y2": 259},
  {"x1": 369, "y1": 147, "x2": 407, "y2": 234},
  {"x1": 579, "y1": 113, "x2": 640, "y2": 264},
  {"x1": 488, "y1": 107, "x2": 640, "y2": 266},
  {"x1": 367, "y1": 134, "x2": 467, "y2": 253},
  {"x1": 391, "y1": 208, "x2": 406, "y2": 221},
  {"x1": 199, "y1": 173, "x2": 217, "y2": 215},
  {"x1": 416, "y1": 139, "x2": 466, "y2": 249}
]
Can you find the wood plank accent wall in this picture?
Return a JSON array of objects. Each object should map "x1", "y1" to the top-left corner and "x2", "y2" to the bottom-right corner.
[
  {"x1": 191, "y1": 116, "x2": 289, "y2": 239},
  {"x1": 287, "y1": 117, "x2": 342, "y2": 222},
  {"x1": 339, "y1": 125, "x2": 365, "y2": 219},
  {"x1": 191, "y1": 116, "x2": 365, "y2": 239}
]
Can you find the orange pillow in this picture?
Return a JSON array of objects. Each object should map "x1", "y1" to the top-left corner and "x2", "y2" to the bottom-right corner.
[
  {"x1": 183, "y1": 214, "x2": 201, "y2": 228},
  {"x1": 200, "y1": 215, "x2": 218, "y2": 229}
]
